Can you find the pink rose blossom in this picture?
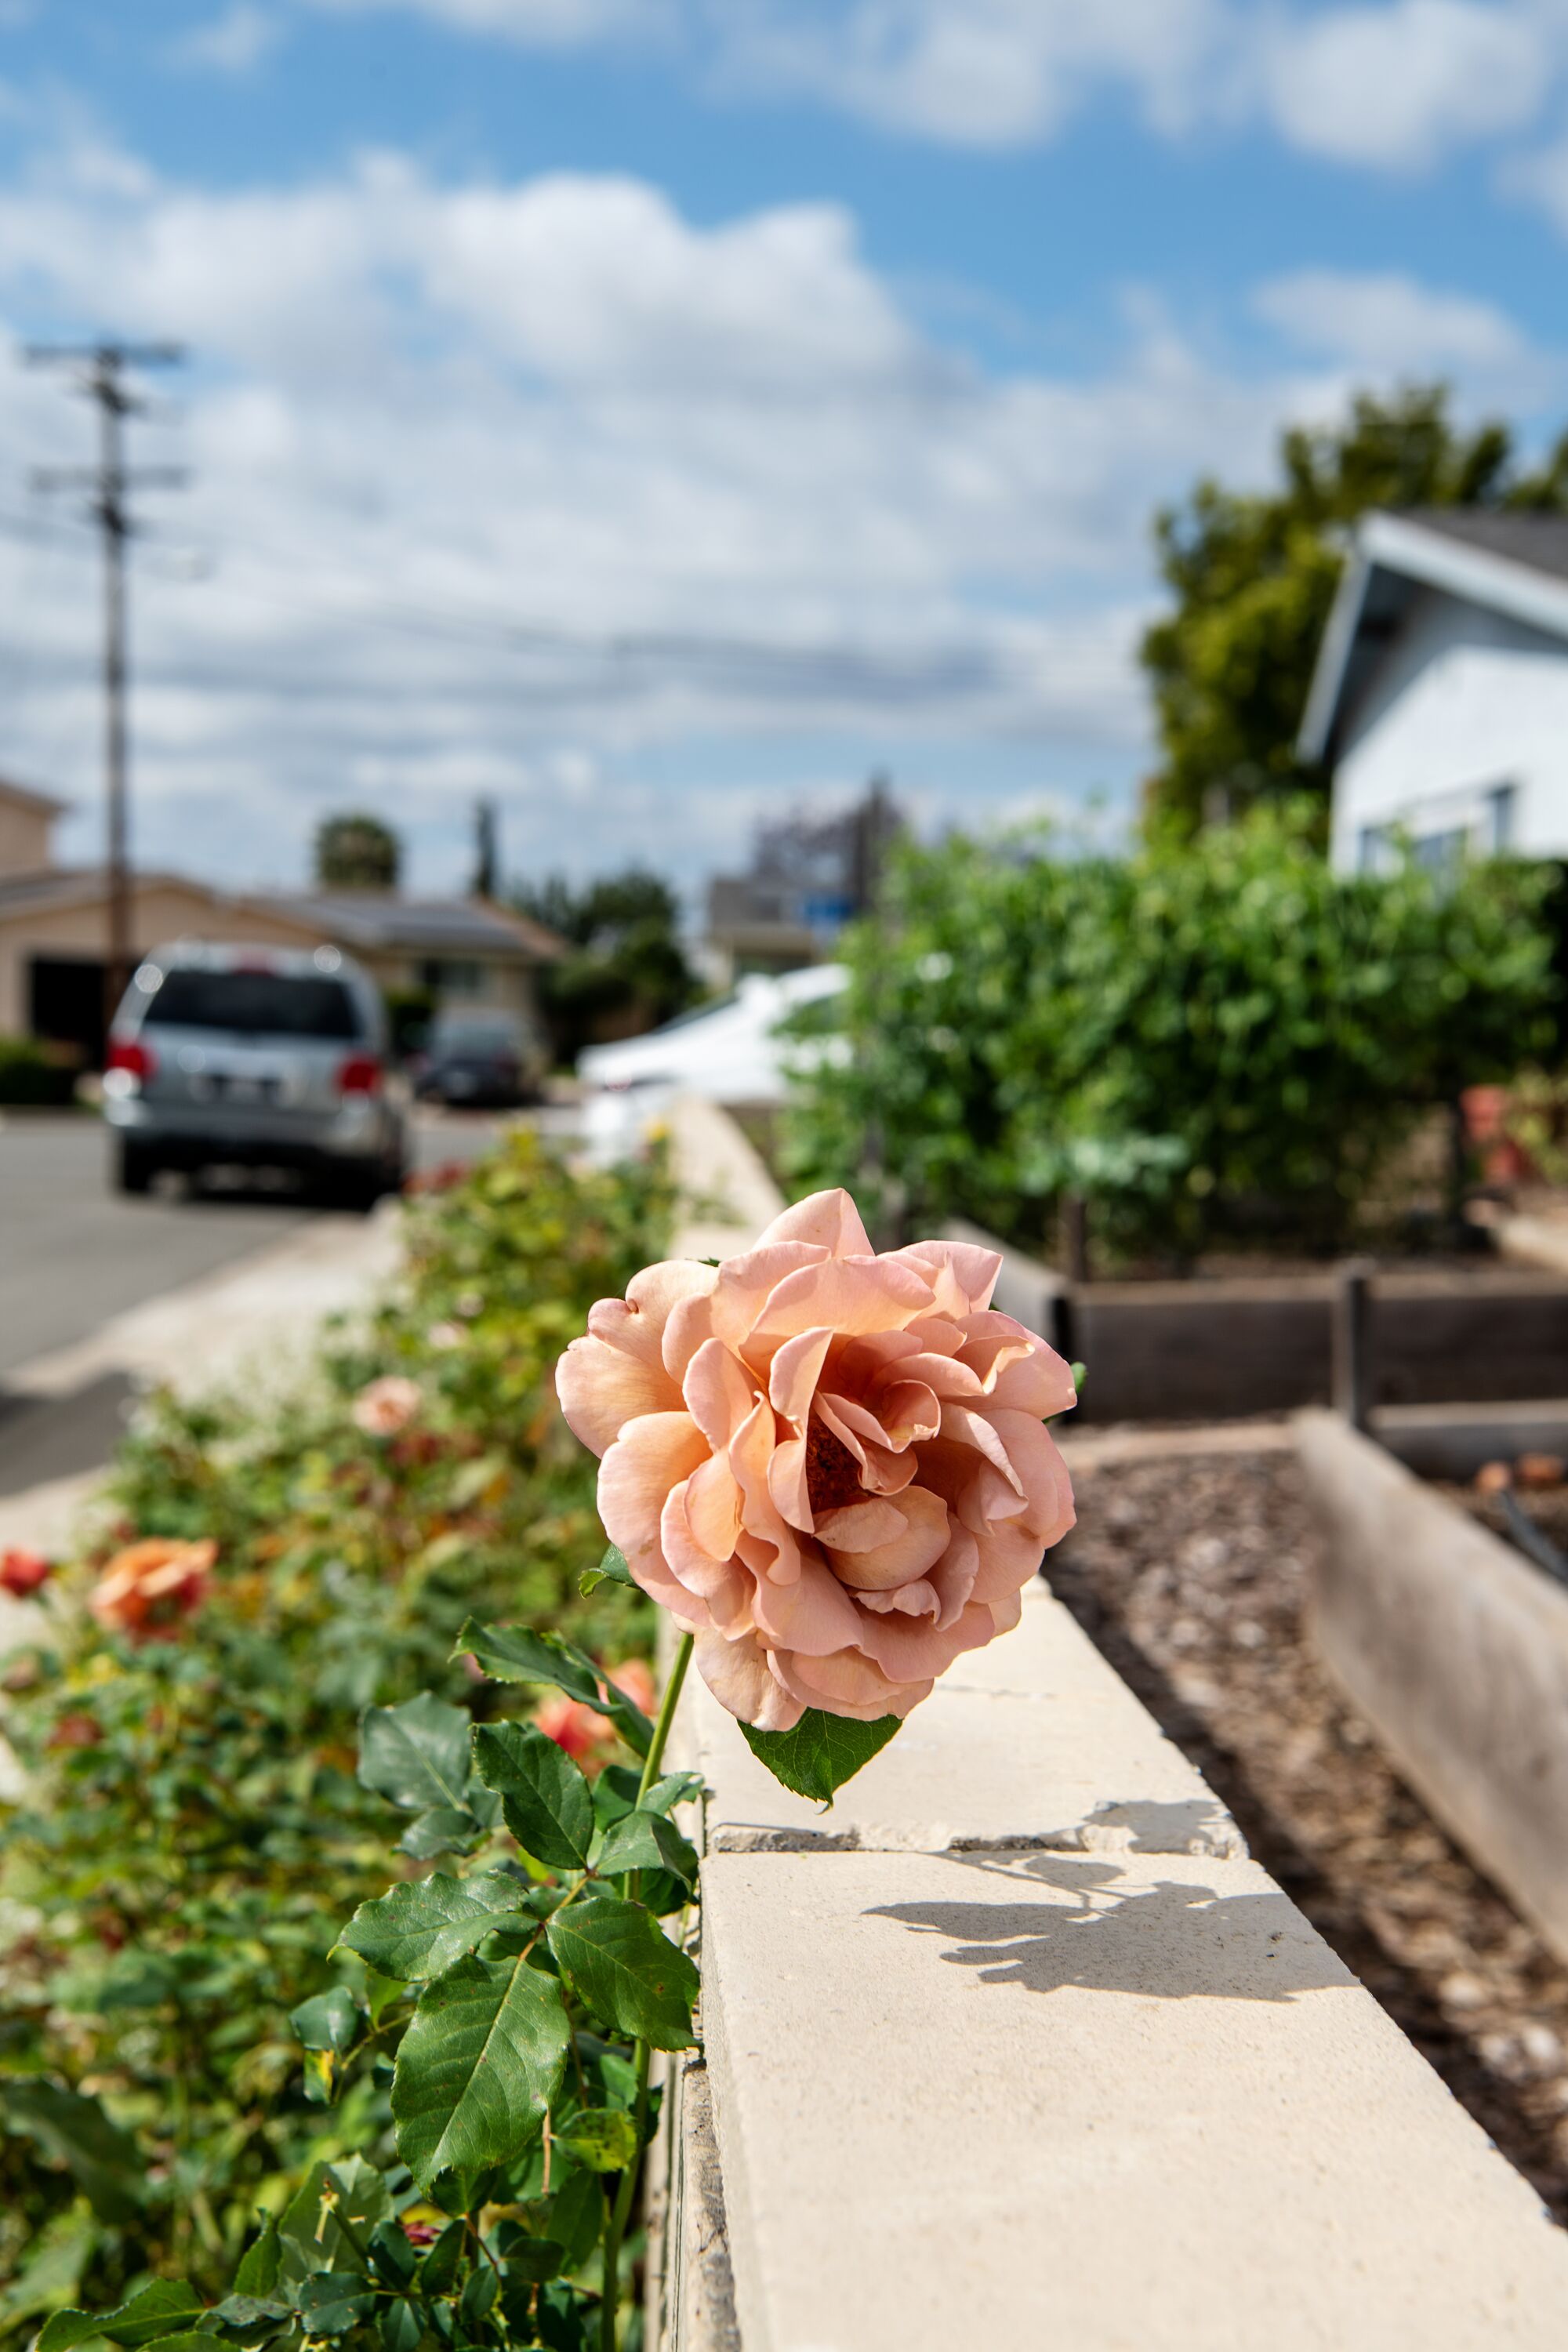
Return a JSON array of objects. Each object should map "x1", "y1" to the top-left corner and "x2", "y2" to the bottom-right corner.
[
  {"x1": 555, "y1": 1189, "x2": 1075, "y2": 1730},
  {"x1": 351, "y1": 1375, "x2": 423, "y2": 1436}
]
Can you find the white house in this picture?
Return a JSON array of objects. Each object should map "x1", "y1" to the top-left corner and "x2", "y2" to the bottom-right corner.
[{"x1": 1299, "y1": 510, "x2": 1568, "y2": 872}]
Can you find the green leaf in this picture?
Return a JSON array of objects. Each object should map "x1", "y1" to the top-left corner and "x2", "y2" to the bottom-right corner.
[
  {"x1": 579, "y1": 1543, "x2": 637, "y2": 1597},
  {"x1": 471, "y1": 1723, "x2": 593, "y2": 1870},
  {"x1": 37, "y1": 2285, "x2": 205, "y2": 2352},
  {"x1": 738, "y1": 1709, "x2": 902, "y2": 1803},
  {"x1": 296, "y1": 2274, "x2": 375, "y2": 2338},
  {"x1": 499, "y1": 2239, "x2": 567, "y2": 2290},
  {"x1": 391, "y1": 1953, "x2": 570, "y2": 2190},
  {"x1": 338, "y1": 1873, "x2": 525, "y2": 1983},
  {"x1": 555, "y1": 2108, "x2": 638, "y2": 2174},
  {"x1": 278, "y1": 2158, "x2": 392, "y2": 2280},
  {"x1": 454, "y1": 1619, "x2": 652, "y2": 1759},
  {"x1": 397, "y1": 1804, "x2": 486, "y2": 1860},
  {"x1": 234, "y1": 2220, "x2": 281, "y2": 2299},
  {"x1": 289, "y1": 1987, "x2": 360, "y2": 2055},
  {"x1": 365, "y1": 2222, "x2": 416, "y2": 2292},
  {"x1": 379, "y1": 2300, "x2": 423, "y2": 2352},
  {"x1": 416, "y1": 2221, "x2": 465, "y2": 2296},
  {"x1": 358, "y1": 1693, "x2": 472, "y2": 1814},
  {"x1": 546, "y1": 1896, "x2": 697, "y2": 2052},
  {"x1": 0, "y1": 2076, "x2": 142, "y2": 2226},
  {"x1": 594, "y1": 1809, "x2": 697, "y2": 1891}
]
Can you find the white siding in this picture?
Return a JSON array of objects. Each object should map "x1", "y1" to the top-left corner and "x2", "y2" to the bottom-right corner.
[{"x1": 1328, "y1": 588, "x2": 1568, "y2": 870}]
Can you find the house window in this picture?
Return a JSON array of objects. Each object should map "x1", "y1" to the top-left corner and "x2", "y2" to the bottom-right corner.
[
  {"x1": 419, "y1": 958, "x2": 488, "y2": 997},
  {"x1": 1486, "y1": 783, "x2": 1517, "y2": 854}
]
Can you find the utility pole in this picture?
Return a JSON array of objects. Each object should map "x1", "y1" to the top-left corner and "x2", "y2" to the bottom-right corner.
[{"x1": 27, "y1": 342, "x2": 186, "y2": 1036}]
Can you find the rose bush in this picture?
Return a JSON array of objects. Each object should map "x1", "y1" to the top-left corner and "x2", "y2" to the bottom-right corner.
[
  {"x1": 0, "y1": 1130, "x2": 672, "y2": 2328},
  {"x1": 559, "y1": 1189, "x2": 1075, "y2": 1733}
]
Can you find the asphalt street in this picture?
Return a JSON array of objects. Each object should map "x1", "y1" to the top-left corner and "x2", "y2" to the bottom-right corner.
[{"x1": 0, "y1": 1106, "x2": 506, "y2": 1381}]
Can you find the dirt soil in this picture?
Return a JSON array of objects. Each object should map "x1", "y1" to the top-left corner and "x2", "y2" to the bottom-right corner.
[{"x1": 1052, "y1": 1446, "x2": 1568, "y2": 2223}]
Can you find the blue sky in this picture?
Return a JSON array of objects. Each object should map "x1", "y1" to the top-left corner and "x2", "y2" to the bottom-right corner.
[{"x1": 2, "y1": 0, "x2": 1566, "y2": 898}]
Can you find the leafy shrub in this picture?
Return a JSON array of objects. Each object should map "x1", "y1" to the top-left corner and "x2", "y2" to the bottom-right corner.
[
  {"x1": 784, "y1": 804, "x2": 1559, "y2": 1261},
  {"x1": 0, "y1": 1130, "x2": 672, "y2": 2326},
  {"x1": 0, "y1": 1040, "x2": 77, "y2": 1109}
]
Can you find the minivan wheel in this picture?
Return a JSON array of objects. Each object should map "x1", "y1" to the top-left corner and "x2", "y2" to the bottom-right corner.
[{"x1": 115, "y1": 1141, "x2": 155, "y2": 1196}]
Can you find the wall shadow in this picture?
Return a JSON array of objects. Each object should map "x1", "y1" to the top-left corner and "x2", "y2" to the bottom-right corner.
[{"x1": 869, "y1": 1853, "x2": 1352, "y2": 2004}]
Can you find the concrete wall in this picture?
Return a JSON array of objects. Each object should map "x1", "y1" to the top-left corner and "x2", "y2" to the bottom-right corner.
[
  {"x1": 1301, "y1": 1410, "x2": 1568, "y2": 1967},
  {"x1": 1328, "y1": 588, "x2": 1568, "y2": 869},
  {"x1": 648, "y1": 1101, "x2": 1568, "y2": 2351}
]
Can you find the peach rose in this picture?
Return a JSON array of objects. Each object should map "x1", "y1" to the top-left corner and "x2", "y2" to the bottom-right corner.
[
  {"x1": 351, "y1": 1375, "x2": 423, "y2": 1436},
  {"x1": 90, "y1": 1537, "x2": 216, "y2": 1642},
  {"x1": 555, "y1": 1189, "x2": 1075, "y2": 1730}
]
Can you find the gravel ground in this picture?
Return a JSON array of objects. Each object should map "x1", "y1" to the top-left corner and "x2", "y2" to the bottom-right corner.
[{"x1": 1051, "y1": 1446, "x2": 1568, "y2": 2223}]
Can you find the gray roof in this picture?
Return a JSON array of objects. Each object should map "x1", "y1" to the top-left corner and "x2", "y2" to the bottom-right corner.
[
  {"x1": 1393, "y1": 507, "x2": 1568, "y2": 582},
  {"x1": 256, "y1": 891, "x2": 565, "y2": 962}
]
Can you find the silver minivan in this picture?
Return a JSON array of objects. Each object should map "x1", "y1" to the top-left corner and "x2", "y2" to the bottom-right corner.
[{"x1": 103, "y1": 940, "x2": 408, "y2": 1206}]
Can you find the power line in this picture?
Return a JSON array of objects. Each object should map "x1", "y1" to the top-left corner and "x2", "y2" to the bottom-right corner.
[{"x1": 26, "y1": 340, "x2": 187, "y2": 1025}]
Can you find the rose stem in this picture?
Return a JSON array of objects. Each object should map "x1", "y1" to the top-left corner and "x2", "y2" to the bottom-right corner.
[{"x1": 601, "y1": 1629, "x2": 694, "y2": 2352}]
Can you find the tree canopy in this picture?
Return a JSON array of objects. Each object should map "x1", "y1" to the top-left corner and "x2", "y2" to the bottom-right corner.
[
  {"x1": 314, "y1": 811, "x2": 401, "y2": 891},
  {"x1": 511, "y1": 866, "x2": 700, "y2": 1063},
  {"x1": 1140, "y1": 386, "x2": 1568, "y2": 838}
]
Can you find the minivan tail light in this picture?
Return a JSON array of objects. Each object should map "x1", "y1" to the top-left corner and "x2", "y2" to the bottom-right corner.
[
  {"x1": 336, "y1": 1053, "x2": 383, "y2": 1095},
  {"x1": 104, "y1": 1037, "x2": 155, "y2": 1094}
]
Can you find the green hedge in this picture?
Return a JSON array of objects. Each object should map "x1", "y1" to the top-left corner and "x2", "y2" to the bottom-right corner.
[
  {"x1": 0, "y1": 1039, "x2": 78, "y2": 1108},
  {"x1": 783, "y1": 803, "x2": 1559, "y2": 1261}
]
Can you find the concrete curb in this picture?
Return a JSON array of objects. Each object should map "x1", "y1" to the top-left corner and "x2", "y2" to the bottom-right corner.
[{"x1": 645, "y1": 1113, "x2": 1568, "y2": 2349}]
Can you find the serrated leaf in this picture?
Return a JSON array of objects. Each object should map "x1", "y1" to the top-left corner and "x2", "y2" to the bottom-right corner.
[
  {"x1": 359, "y1": 1694, "x2": 471, "y2": 1814},
  {"x1": 379, "y1": 2302, "x2": 423, "y2": 2352},
  {"x1": 555, "y1": 2108, "x2": 638, "y2": 2173},
  {"x1": 234, "y1": 2219, "x2": 281, "y2": 2299},
  {"x1": 37, "y1": 2284, "x2": 205, "y2": 2352},
  {"x1": 546, "y1": 1896, "x2": 697, "y2": 2052},
  {"x1": 596, "y1": 1544, "x2": 636, "y2": 1587},
  {"x1": 289, "y1": 1987, "x2": 360, "y2": 2055},
  {"x1": 339, "y1": 1873, "x2": 525, "y2": 1983},
  {"x1": 594, "y1": 1809, "x2": 697, "y2": 1891},
  {"x1": 0, "y1": 2075, "x2": 142, "y2": 2226},
  {"x1": 391, "y1": 1954, "x2": 569, "y2": 2190},
  {"x1": 471, "y1": 1724, "x2": 593, "y2": 1870},
  {"x1": 738, "y1": 1709, "x2": 902, "y2": 1802},
  {"x1": 454, "y1": 1621, "x2": 652, "y2": 1759}
]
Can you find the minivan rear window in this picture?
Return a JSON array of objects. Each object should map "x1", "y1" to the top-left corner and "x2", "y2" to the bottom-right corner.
[{"x1": 147, "y1": 970, "x2": 360, "y2": 1040}]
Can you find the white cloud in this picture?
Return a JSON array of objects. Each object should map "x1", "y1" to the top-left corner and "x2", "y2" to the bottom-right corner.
[
  {"x1": 0, "y1": 137, "x2": 1536, "y2": 889},
  {"x1": 296, "y1": 0, "x2": 1568, "y2": 180},
  {"x1": 1254, "y1": 0, "x2": 1544, "y2": 171},
  {"x1": 168, "y1": 4, "x2": 283, "y2": 73},
  {"x1": 1253, "y1": 267, "x2": 1532, "y2": 373}
]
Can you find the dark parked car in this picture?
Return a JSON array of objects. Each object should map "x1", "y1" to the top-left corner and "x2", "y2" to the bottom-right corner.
[
  {"x1": 103, "y1": 941, "x2": 408, "y2": 1206},
  {"x1": 412, "y1": 1010, "x2": 546, "y2": 1108}
]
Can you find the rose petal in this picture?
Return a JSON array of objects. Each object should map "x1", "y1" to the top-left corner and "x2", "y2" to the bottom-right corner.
[
  {"x1": 695, "y1": 1628, "x2": 804, "y2": 1730},
  {"x1": 598, "y1": 1411, "x2": 710, "y2": 1558},
  {"x1": 824, "y1": 1485, "x2": 950, "y2": 1591},
  {"x1": 683, "y1": 1338, "x2": 760, "y2": 1451},
  {"x1": 557, "y1": 1334, "x2": 681, "y2": 1458},
  {"x1": 755, "y1": 1189, "x2": 873, "y2": 1259},
  {"x1": 812, "y1": 1499, "x2": 907, "y2": 1552},
  {"x1": 887, "y1": 1238, "x2": 1002, "y2": 1317},
  {"x1": 772, "y1": 1644, "x2": 927, "y2": 1721},
  {"x1": 685, "y1": 1449, "x2": 743, "y2": 1559},
  {"x1": 750, "y1": 1257, "x2": 932, "y2": 1345},
  {"x1": 768, "y1": 1327, "x2": 836, "y2": 1425}
]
